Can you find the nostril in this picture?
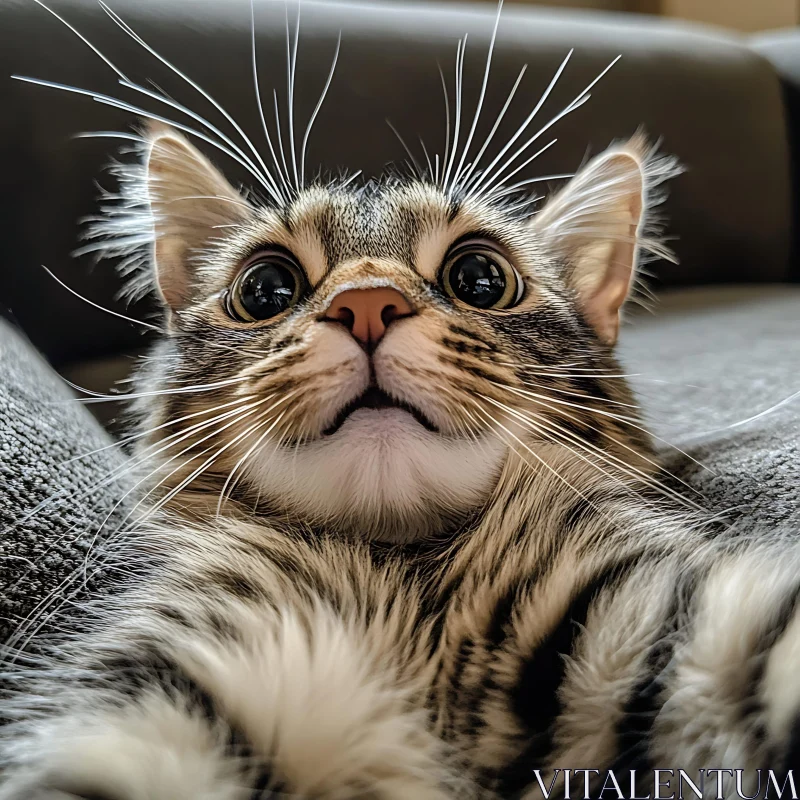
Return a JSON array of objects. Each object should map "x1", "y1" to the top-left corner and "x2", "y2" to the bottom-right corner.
[
  {"x1": 381, "y1": 302, "x2": 414, "y2": 328},
  {"x1": 332, "y1": 306, "x2": 355, "y2": 332},
  {"x1": 381, "y1": 304, "x2": 398, "y2": 327}
]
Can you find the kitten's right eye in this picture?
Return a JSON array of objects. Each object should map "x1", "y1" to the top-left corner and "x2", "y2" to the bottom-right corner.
[{"x1": 227, "y1": 251, "x2": 304, "y2": 322}]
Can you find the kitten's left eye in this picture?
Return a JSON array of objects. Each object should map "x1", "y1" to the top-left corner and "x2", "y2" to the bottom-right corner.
[
  {"x1": 441, "y1": 244, "x2": 523, "y2": 310},
  {"x1": 227, "y1": 252, "x2": 304, "y2": 322}
]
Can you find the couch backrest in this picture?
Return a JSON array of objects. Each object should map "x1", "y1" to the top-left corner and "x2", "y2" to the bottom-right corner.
[
  {"x1": 0, "y1": 0, "x2": 793, "y2": 366},
  {"x1": 751, "y1": 28, "x2": 800, "y2": 283}
]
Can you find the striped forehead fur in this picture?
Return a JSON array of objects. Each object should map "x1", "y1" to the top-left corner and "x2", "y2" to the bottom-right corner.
[{"x1": 78, "y1": 128, "x2": 679, "y2": 306}]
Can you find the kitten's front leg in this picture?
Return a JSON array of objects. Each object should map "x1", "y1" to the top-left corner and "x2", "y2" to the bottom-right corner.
[
  {"x1": 0, "y1": 688, "x2": 248, "y2": 800},
  {"x1": 1, "y1": 597, "x2": 470, "y2": 800}
]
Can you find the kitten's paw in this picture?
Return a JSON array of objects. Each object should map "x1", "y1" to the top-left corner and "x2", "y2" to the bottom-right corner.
[
  {"x1": 0, "y1": 694, "x2": 246, "y2": 800},
  {"x1": 0, "y1": 785, "x2": 120, "y2": 800}
]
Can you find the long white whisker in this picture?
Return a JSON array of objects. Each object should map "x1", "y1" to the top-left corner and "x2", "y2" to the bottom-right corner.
[
  {"x1": 481, "y1": 392, "x2": 705, "y2": 509},
  {"x1": 485, "y1": 395, "x2": 652, "y2": 497},
  {"x1": 387, "y1": 120, "x2": 422, "y2": 176},
  {"x1": 420, "y1": 137, "x2": 435, "y2": 181},
  {"x1": 285, "y1": 1, "x2": 301, "y2": 191},
  {"x1": 441, "y1": 35, "x2": 467, "y2": 192},
  {"x1": 300, "y1": 32, "x2": 341, "y2": 188},
  {"x1": 135, "y1": 397, "x2": 293, "y2": 523},
  {"x1": 3, "y1": 399, "x2": 260, "y2": 655},
  {"x1": 458, "y1": 62, "x2": 526, "y2": 192},
  {"x1": 61, "y1": 397, "x2": 249, "y2": 465},
  {"x1": 40, "y1": 265, "x2": 159, "y2": 332},
  {"x1": 451, "y1": 0, "x2": 504, "y2": 191},
  {"x1": 12, "y1": 76, "x2": 273, "y2": 193},
  {"x1": 501, "y1": 194, "x2": 543, "y2": 217},
  {"x1": 93, "y1": 93, "x2": 276, "y2": 190},
  {"x1": 73, "y1": 131, "x2": 147, "y2": 143},
  {"x1": 503, "y1": 383, "x2": 648, "y2": 427},
  {"x1": 518, "y1": 379, "x2": 640, "y2": 411},
  {"x1": 117, "y1": 78, "x2": 282, "y2": 203},
  {"x1": 1, "y1": 474, "x2": 123, "y2": 572},
  {"x1": 31, "y1": 0, "x2": 128, "y2": 80},
  {"x1": 470, "y1": 401, "x2": 593, "y2": 503},
  {"x1": 338, "y1": 170, "x2": 363, "y2": 190},
  {"x1": 484, "y1": 140, "x2": 560, "y2": 198},
  {"x1": 61, "y1": 374, "x2": 249, "y2": 404},
  {"x1": 81, "y1": 399, "x2": 273, "y2": 569},
  {"x1": 436, "y1": 63, "x2": 451, "y2": 186},
  {"x1": 250, "y1": 0, "x2": 291, "y2": 201},
  {"x1": 94, "y1": 400, "x2": 262, "y2": 491},
  {"x1": 684, "y1": 388, "x2": 800, "y2": 440},
  {"x1": 163, "y1": 194, "x2": 253, "y2": 210},
  {"x1": 458, "y1": 402, "x2": 542, "y2": 485},
  {"x1": 98, "y1": 0, "x2": 279, "y2": 198},
  {"x1": 464, "y1": 49, "x2": 572, "y2": 195},
  {"x1": 533, "y1": 411, "x2": 707, "y2": 511},
  {"x1": 273, "y1": 89, "x2": 293, "y2": 190},
  {"x1": 215, "y1": 406, "x2": 292, "y2": 516},
  {"x1": 77, "y1": 403, "x2": 263, "y2": 575},
  {"x1": 503, "y1": 383, "x2": 715, "y2": 475},
  {"x1": 475, "y1": 95, "x2": 588, "y2": 196},
  {"x1": 476, "y1": 56, "x2": 620, "y2": 196},
  {"x1": 488, "y1": 171, "x2": 574, "y2": 200},
  {"x1": 68, "y1": 402, "x2": 276, "y2": 585},
  {"x1": 501, "y1": 362, "x2": 643, "y2": 379}
]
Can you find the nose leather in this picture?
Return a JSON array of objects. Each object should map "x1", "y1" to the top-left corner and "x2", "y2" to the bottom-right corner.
[{"x1": 324, "y1": 287, "x2": 413, "y2": 348}]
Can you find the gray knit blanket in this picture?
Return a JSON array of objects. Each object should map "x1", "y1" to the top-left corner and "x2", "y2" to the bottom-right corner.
[
  {"x1": 0, "y1": 318, "x2": 130, "y2": 650},
  {"x1": 1, "y1": 285, "x2": 798, "y2": 650}
]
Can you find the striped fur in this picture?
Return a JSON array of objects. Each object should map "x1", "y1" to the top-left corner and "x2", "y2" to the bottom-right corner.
[{"x1": 2, "y1": 125, "x2": 798, "y2": 800}]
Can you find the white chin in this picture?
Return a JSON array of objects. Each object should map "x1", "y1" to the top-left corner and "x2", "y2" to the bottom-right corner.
[
  {"x1": 245, "y1": 409, "x2": 507, "y2": 543},
  {"x1": 334, "y1": 406, "x2": 431, "y2": 439}
]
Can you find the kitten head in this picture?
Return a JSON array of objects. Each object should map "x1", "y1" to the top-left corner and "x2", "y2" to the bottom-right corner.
[{"x1": 94, "y1": 123, "x2": 678, "y2": 542}]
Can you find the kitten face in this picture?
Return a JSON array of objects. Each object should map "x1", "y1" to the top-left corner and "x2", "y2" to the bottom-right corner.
[
  {"x1": 145, "y1": 184, "x2": 549, "y2": 540},
  {"x1": 116, "y1": 129, "x2": 671, "y2": 542}
]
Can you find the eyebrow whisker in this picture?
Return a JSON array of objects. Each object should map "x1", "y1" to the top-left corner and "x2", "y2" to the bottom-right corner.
[{"x1": 449, "y1": 0, "x2": 505, "y2": 195}]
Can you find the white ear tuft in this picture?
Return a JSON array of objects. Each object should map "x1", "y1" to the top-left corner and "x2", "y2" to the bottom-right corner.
[
  {"x1": 77, "y1": 124, "x2": 251, "y2": 311},
  {"x1": 145, "y1": 124, "x2": 252, "y2": 309},
  {"x1": 532, "y1": 134, "x2": 681, "y2": 345}
]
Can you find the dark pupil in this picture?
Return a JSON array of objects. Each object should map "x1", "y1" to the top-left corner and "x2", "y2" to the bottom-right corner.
[
  {"x1": 449, "y1": 253, "x2": 506, "y2": 309},
  {"x1": 238, "y1": 261, "x2": 297, "y2": 319}
]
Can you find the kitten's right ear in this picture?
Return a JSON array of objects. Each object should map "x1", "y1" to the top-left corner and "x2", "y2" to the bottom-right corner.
[{"x1": 145, "y1": 124, "x2": 252, "y2": 309}]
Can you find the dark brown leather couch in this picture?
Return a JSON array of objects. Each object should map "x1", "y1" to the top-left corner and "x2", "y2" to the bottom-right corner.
[{"x1": 1, "y1": 0, "x2": 799, "y2": 408}]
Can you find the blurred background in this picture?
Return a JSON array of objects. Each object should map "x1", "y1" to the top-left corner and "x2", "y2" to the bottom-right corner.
[{"x1": 480, "y1": 0, "x2": 799, "y2": 32}]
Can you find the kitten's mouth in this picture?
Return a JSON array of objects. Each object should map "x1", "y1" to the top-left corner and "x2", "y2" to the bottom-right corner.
[{"x1": 323, "y1": 386, "x2": 438, "y2": 436}]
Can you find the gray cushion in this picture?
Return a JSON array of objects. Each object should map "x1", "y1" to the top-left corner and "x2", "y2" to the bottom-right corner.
[
  {"x1": 0, "y1": 318, "x2": 129, "y2": 650},
  {"x1": 621, "y1": 285, "x2": 800, "y2": 527}
]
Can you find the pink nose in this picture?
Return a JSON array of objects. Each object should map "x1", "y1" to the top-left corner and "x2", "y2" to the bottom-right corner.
[{"x1": 324, "y1": 287, "x2": 413, "y2": 348}]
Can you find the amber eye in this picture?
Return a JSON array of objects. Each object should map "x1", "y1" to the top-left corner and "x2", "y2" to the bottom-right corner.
[
  {"x1": 227, "y1": 253, "x2": 304, "y2": 322},
  {"x1": 441, "y1": 244, "x2": 523, "y2": 310}
]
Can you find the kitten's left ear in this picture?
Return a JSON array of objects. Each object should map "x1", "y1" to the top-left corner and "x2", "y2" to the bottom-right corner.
[{"x1": 531, "y1": 135, "x2": 679, "y2": 345}]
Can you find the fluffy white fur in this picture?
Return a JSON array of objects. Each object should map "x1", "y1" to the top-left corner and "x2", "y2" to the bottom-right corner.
[
  {"x1": 0, "y1": 695, "x2": 242, "y2": 800},
  {"x1": 247, "y1": 317, "x2": 507, "y2": 542}
]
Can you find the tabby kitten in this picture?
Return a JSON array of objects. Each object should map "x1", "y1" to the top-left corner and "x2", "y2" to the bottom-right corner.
[{"x1": 2, "y1": 34, "x2": 800, "y2": 800}]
